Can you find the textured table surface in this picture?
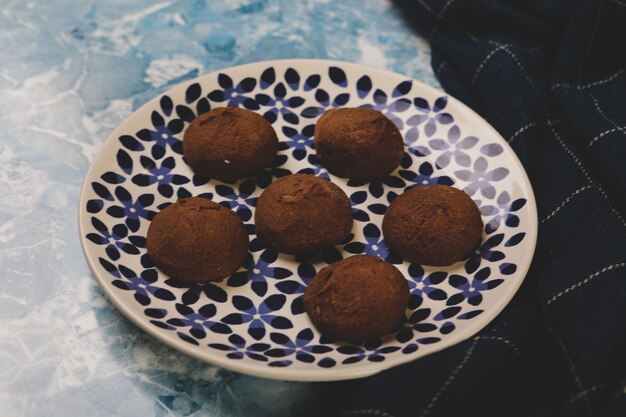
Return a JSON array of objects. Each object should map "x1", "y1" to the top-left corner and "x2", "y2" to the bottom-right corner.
[{"x1": 0, "y1": 1, "x2": 436, "y2": 416}]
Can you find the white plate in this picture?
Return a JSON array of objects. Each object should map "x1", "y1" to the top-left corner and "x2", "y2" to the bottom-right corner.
[{"x1": 79, "y1": 59, "x2": 537, "y2": 381}]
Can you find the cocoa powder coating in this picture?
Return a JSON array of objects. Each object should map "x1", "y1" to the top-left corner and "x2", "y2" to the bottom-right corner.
[
  {"x1": 304, "y1": 255, "x2": 409, "y2": 342},
  {"x1": 183, "y1": 107, "x2": 278, "y2": 182},
  {"x1": 314, "y1": 108, "x2": 404, "y2": 179},
  {"x1": 382, "y1": 185, "x2": 483, "y2": 266},
  {"x1": 146, "y1": 197, "x2": 248, "y2": 283},
  {"x1": 254, "y1": 174, "x2": 353, "y2": 255}
]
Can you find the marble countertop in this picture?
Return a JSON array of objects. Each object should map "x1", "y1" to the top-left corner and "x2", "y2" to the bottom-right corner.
[{"x1": 0, "y1": 1, "x2": 436, "y2": 415}]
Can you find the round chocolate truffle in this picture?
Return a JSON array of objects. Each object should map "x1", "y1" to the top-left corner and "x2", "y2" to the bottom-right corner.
[
  {"x1": 314, "y1": 108, "x2": 404, "y2": 179},
  {"x1": 183, "y1": 107, "x2": 278, "y2": 182},
  {"x1": 304, "y1": 255, "x2": 409, "y2": 342},
  {"x1": 146, "y1": 197, "x2": 248, "y2": 283},
  {"x1": 254, "y1": 174, "x2": 353, "y2": 255},
  {"x1": 382, "y1": 185, "x2": 483, "y2": 266}
]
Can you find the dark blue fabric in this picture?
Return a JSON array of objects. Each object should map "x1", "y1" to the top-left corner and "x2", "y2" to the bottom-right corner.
[{"x1": 336, "y1": 1, "x2": 626, "y2": 416}]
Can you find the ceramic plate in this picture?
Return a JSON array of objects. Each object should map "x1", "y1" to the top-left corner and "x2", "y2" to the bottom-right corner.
[{"x1": 79, "y1": 59, "x2": 537, "y2": 381}]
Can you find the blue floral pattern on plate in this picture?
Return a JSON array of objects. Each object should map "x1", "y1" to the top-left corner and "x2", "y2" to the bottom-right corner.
[{"x1": 79, "y1": 60, "x2": 537, "y2": 381}]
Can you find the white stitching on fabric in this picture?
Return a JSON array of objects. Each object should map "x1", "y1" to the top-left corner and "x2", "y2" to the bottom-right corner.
[
  {"x1": 508, "y1": 119, "x2": 561, "y2": 143},
  {"x1": 593, "y1": 190, "x2": 625, "y2": 228},
  {"x1": 540, "y1": 185, "x2": 594, "y2": 223},
  {"x1": 498, "y1": 45, "x2": 626, "y2": 229},
  {"x1": 587, "y1": 126, "x2": 626, "y2": 147},
  {"x1": 343, "y1": 410, "x2": 396, "y2": 417},
  {"x1": 419, "y1": 338, "x2": 479, "y2": 417},
  {"x1": 497, "y1": 44, "x2": 593, "y2": 181},
  {"x1": 546, "y1": 120, "x2": 592, "y2": 179},
  {"x1": 472, "y1": 45, "x2": 506, "y2": 83},
  {"x1": 475, "y1": 336, "x2": 525, "y2": 359},
  {"x1": 546, "y1": 325, "x2": 592, "y2": 414},
  {"x1": 546, "y1": 262, "x2": 626, "y2": 306},
  {"x1": 499, "y1": 45, "x2": 544, "y2": 99},
  {"x1": 588, "y1": 94, "x2": 626, "y2": 141},
  {"x1": 550, "y1": 83, "x2": 574, "y2": 91},
  {"x1": 609, "y1": 0, "x2": 626, "y2": 8},
  {"x1": 428, "y1": 0, "x2": 457, "y2": 40},
  {"x1": 582, "y1": 68, "x2": 625, "y2": 87},
  {"x1": 546, "y1": 120, "x2": 626, "y2": 229},
  {"x1": 597, "y1": 193, "x2": 625, "y2": 227},
  {"x1": 567, "y1": 386, "x2": 603, "y2": 407},
  {"x1": 436, "y1": 60, "x2": 448, "y2": 73},
  {"x1": 417, "y1": 0, "x2": 478, "y2": 41},
  {"x1": 590, "y1": 94, "x2": 625, "y2": 130},
  {"x1": 578, "y1": 0, "x2": 605, "y2": 85},
  {"x1": 552, "y1": 68, "x2": 624, "y2": 90}
]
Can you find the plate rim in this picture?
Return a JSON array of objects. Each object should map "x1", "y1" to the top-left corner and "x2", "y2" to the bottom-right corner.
[{"x1": 78, "y1": 58, "x2": 538, "y2": 381}]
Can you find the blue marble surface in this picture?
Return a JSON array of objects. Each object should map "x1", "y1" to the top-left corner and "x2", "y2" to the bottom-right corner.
[{"x1": 0, "y1": 1, "x2": 437, "y2": 415}]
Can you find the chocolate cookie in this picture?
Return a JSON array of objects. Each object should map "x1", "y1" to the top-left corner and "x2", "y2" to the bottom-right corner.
[
  {"x1": 314, "y1": 108, "x2": 404, "y2": 179},
  {"x1": 183, "y1": 107, "x2": 278, "y2": 182},
  {"x1": 146, "y1": 197, "x2": 248, "y2": 283},
  {"x1": 382, "y1": 185, "x2": 483, "y2": 266},
  {"x1": 304, "y1": 255, "x2": 409, "y2": 342},
  {"x1": 254, "y1": 174, "x2": 353, "y2": 255}
]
